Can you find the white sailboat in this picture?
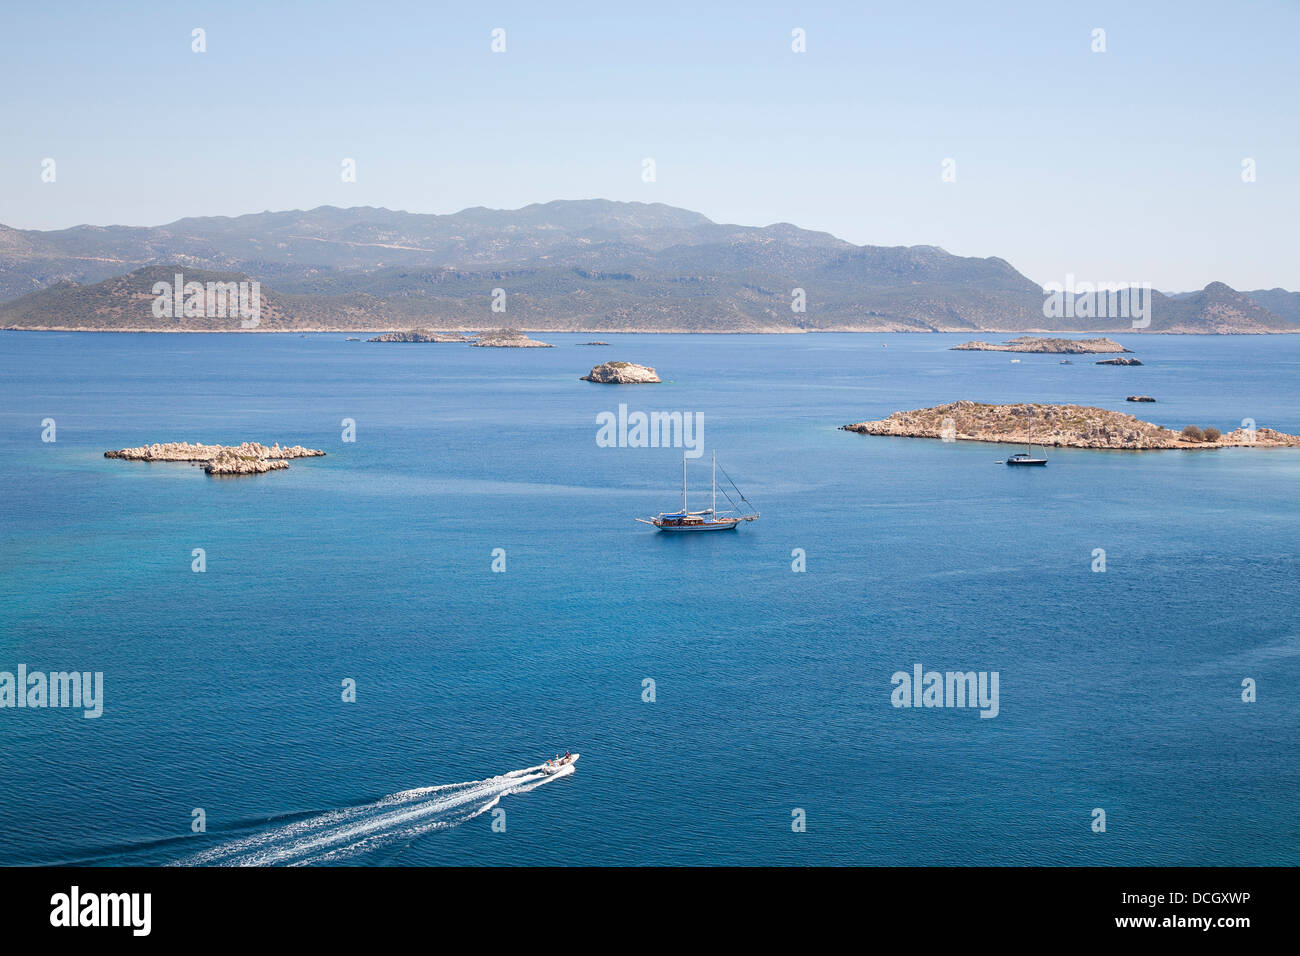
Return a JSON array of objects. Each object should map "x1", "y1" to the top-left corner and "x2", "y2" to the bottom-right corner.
[
  {"x1": 636, "y1": 451, "x2": 759, "y2": 532},
  {"x1": 1005, "y1": 405, "x2": 1048, "y2": 465}
]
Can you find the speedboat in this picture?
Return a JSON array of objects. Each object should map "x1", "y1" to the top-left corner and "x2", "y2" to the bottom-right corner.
[{"x1": 541, "y1": 752, "x2": 579, "y2": 774}]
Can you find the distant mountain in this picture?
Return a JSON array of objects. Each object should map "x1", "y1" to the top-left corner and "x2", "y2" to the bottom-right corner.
[
  {"x1": 0, "y1": 266, "x2": 381, "y2": 331},
  {"x1": 0, "y1": 201, "x2": 1294, "y2": 332},
  {"x1": 1147, "y1": 283, "x2": 1294, "y2": 334},
  {"x1": 1241, "y1": 288, "x2": 1300, "y2": 327}
]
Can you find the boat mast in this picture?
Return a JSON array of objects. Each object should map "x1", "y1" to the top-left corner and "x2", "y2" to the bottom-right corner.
[
  {"x1": 682, "y1": 454, "x2": 687, "y2": 513},
  {"x1": 712, "y1": 450, "x2": 717, "y2": 515}
]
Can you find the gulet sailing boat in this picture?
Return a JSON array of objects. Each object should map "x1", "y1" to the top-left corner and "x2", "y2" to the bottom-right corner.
[{"x1": 636, "y1": 452, "x2": 760, "y2": 532}]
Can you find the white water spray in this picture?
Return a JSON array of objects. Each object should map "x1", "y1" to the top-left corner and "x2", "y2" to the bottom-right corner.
[{"x1": 180, "y1": 762, "x2": 575, "y2": 866}]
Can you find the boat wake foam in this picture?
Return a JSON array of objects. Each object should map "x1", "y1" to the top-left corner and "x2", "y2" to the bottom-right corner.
[{"x1": 178, "y1": 762, "x2": 573, "y2": 867}]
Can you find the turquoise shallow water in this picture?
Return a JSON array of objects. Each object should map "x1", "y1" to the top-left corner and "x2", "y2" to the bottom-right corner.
[{"x1": 0, "y1": 331, "x2": 1297, "y2": 865}]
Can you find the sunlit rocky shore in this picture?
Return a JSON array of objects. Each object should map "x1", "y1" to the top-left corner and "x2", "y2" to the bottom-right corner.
[
  {"x1": 842, "y1": 402, "x2": 1300, "y2": 450},
  {"x1": 105, "y1": 441, "x2": 325, "y2": 475}
]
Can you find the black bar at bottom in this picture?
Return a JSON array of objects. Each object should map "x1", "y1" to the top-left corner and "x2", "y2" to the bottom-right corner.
[{"x1": 0, "y1": 866, "x2": 1279, "y2": 942}]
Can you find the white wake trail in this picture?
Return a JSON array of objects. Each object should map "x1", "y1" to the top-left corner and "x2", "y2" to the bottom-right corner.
[{"x1": 179, "y1": 763, "x2": 574, "y2": 867}]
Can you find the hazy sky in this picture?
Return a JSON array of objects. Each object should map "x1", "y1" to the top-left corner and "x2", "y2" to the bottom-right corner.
[{"x1": 1, "y1": 0, "x2": 1296, "y2": 291}]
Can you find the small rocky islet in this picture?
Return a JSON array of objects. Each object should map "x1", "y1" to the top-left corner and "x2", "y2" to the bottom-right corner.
[
  {"x1": 581, "y1": 361, "x2": 661, "y2": 384},
  {"x1": 471, "y1": 329, "x2": 554, "y2": 348},
  {"x1": 105, "y1": 441, "x2": 325, "y2": 476},
  {"x1": 952, "y1": 336, "x2": 1131, "y2": 354},
  {"x1": 841, "y1": 401, "x2": 1300, "y2": 450},
  {"x1": 367, "y1": 329, "x2": 473, "y2": 343},
  {"x1": 366, "y1": 328, "x2": 553, "y2": 347}
]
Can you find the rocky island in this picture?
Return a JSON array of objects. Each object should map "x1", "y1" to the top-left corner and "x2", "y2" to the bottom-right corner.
[
  {"x1": 470, "y1": 328, "x2": 554, "y2": 348},
  {"x1": 1127, "y1": 395, "x2": 1156, "y2": 402},
  {"x1": 952, "y1": 336, "x2": 1131, "y2": 354},
  {"x1": 840, "y1": 402, "x2": 1300, "y2": 450},
  {"x1": 1097, "y1": 357, "x2": 1143, "y2": 366},
  {"x1": 368, "y1": 329, "x2": 473, "y2": 343},
  {"x1": 580, "y1": 361, "x2": 662, "y2": 384},
  {"x1": 580, "y1": 341, "x2": 611, "y2": 346},
  {"x1": 105, "y1": 441, "x2": 326, "y2": 476}
]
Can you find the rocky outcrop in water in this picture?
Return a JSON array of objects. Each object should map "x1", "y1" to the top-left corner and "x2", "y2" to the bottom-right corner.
[
  {"x1": 202, "y1": 451, "x2": 290, "y2": 475},
  {"x1": 1127, "y1": 395, "x2": 1156, "y2": 402},
  {"x1": 105, "y1": 441, "x2": 325, "y2": 476},
  {"x1": 840, "y1": 401, "x2": 1300, "y2": 450},
  {"x1": 580, "y1": 341, "x2": 611, "y2": 346},
  {"x1": 367, "y1": 329, "x2": 473, "y2": 342},
  {"x1": 1097, "y1": 357, "x2": 1143, "y2": 366},
  {"x1": 471, "y1": 328, "x2": 554, "y2": 348},
  {"x1": 1218, "y1": 426, "x2": 1300, "y2": 446},
  {"x1": 581, "y1": 361, "x2": 661, "y2": 384},
  {"x1": 952, "y1": 336, "x2": 1131, "y2": 354}
]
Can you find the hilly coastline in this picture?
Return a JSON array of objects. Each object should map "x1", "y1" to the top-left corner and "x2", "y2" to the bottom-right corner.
[{"x1": 2, "y1": 201, "x2": 1296, "y2": 334}]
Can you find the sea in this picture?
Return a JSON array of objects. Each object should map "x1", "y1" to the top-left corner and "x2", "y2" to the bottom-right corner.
[{"x1": 0, "y1": 330, "x2": 1296, "y2": 866}]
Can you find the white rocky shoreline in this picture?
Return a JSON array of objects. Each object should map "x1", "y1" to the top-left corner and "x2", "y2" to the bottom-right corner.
[{"x1": 105, "y1": 441, "x2": 326, "y2": 475}]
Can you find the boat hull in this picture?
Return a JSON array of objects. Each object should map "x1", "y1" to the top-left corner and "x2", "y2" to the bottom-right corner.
[
  {"x1": 541, "y1": 753, "x2": 579, "y2": 774},
  {"x1": 640, "y1": 453, "x2": 758, "y2": 530},
  {"x1": 1006, "y1": 459, "x2": 1047, "y2": 466},
  {"x1": 655, "y1": 521, "x2": 740, "y2": 532}
]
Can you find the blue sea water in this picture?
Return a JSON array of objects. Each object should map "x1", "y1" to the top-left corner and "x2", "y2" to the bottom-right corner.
[{"x1": 0, "y1": 330, "x2": 1297, "y2": 866}]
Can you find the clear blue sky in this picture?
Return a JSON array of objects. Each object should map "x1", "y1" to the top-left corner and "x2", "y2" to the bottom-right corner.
[{"x1": 1, "y1": 0, "x2": 1296, "y2": 290}]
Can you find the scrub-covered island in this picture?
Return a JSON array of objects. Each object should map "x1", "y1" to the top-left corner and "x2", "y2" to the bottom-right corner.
[
  {"x1": 367, "y1": 328, "x2": 552, "y2": 346},
  {"x1": 367, "y1": 329, "x2": 474, "y2": 343},
  {"x1": 951, "y1": 336, "x2": 1132, "y2": 354},
  {"x1": 580, "y1": 361, "x2": 661, "y2": 383},
  {"x1": 841, "y1": 402, "x2": 1300, "y2": 450},
  {"x1": 470, "y1": 329, "x2": 554, "y2": 348}
]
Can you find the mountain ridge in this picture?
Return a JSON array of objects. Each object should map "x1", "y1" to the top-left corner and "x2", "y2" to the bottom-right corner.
[{"x1": 1, "y1": 200, "x2": 1294, "y2": 333}]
